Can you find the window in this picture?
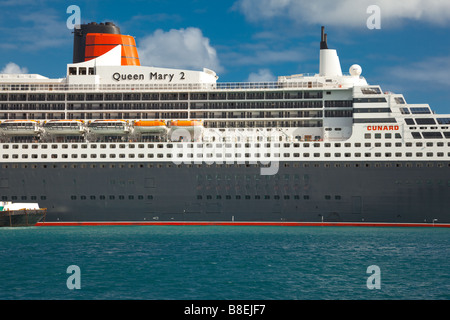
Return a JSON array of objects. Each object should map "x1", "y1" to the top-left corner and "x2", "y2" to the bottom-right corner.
[
  {"x1": 437, "y1": 118, "x2": 450, "y2": 125},
  {"x1": 324, "y1": 100, "x2": 352, "y2": 108},
  {"x1": 422, "y1": 132, "x2": 443, "y2": 139},
  {"x1": 395, "y1": 97, "x2": 406, "y2": 104},
  {"x1": 416, "y1": 118, "x2": 436, "y2": 125},
  {"x1": 361, "y1": 87, "x2": 382, "y2": 94},
  {"x1": 353, "y1": 97, "x2": 386, "y2": 103},
  {"x1": 354, "y1": 108, "x2": 391, "y2": 113},
  {"x1": 410, "y1": 107, "x2": 431, "y2": 114},
  {"x1": 354, "y1": 118, "x2": 396, "y2": 123}
]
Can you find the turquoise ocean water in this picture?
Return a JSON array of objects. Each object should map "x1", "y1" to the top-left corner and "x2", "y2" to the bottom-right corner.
[{"x1": 0, "y1": 226, "x2": 448, "y2": 300}]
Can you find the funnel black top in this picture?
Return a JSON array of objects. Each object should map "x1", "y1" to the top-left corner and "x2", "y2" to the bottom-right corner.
[{"x1": 320, "y1": 26, "x2": 328, "y2": 50}]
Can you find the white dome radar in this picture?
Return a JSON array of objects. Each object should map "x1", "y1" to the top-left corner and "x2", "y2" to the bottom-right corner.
[{"x1": 349, "y1": 64, "x2": 362, "y2": 76}]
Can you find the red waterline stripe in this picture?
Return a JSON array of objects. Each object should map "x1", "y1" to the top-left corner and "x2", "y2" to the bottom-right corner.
[{"x1": 35, "y1": 221, "x2": 450, "y2": 228}]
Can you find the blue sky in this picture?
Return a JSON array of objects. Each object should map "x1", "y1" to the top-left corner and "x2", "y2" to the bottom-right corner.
[{"x1": 0, "y1": 0, "x2": 449, "y2": 114}]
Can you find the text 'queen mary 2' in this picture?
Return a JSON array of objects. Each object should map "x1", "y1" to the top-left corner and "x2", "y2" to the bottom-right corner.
[{"x1": 0, "y1": 23, "x2": 449, "y2": 227}]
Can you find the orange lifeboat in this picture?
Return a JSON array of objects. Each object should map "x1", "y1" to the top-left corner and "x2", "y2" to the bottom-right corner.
[
  {"x1": 133, "y1": 120, "x2": 167, "y2": 133},
  {"x1": 169, "y1": 120, "x2": 203, "y2": 141},
  {"x1": 170, "y1": 120, "x2": 203, "y2": 128}
]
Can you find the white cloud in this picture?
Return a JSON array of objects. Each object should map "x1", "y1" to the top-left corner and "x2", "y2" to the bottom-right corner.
[
  {"x1": 247, "y1": 68, "x2": 276, "y2": 82},
  {"x1": 137, "y1": 28, "x2": 223, "y2": 72},
  {"x1": 388, "y1": 55, "x2": 450, "y2": 87},
  {"x1": 233, "y1": 0, "x2": 450, "y2": 27},
  {"x1": 0, "y1": 62, "x2": 28, "y2": 74},
  {"x1": 0, "y1": 8, "x2": 70, "y2": 50},
  {"x1": 231, "y1": 48, "x2": 305, "y2": 66}
]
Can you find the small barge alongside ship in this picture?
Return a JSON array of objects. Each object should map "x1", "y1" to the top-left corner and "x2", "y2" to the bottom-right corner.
[{"x1": 0, "y1": 202, "x2": 46, "y2": 227}]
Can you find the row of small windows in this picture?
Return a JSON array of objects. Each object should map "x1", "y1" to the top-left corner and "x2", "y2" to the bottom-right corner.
[
  {"x1": 191, "y1": 101, "x2": 325, "y2": 110},
  {"x1": 195, "y1": 164, "x2": 449, "y2": 182},
  {"x1": 1, "y1": 93, "x2": 65, "y2": 102},
  {"x1": 0, "y1": 91, "x2": 325, "y2": 102},
  {"x1": 324, "y1": 100, "x2": 352, "y2": 108},
  {"x1": 1, "y1": 101, "x2": 354, "y2": 111},
  {"x1": 0, "y1": 195, "x2": 153, "y2": 201},
  {"x1": 324, "y1": 110, "x2": 353, "y2": 117},
  {"x1": 191, "y1": 110, "x2": 323, "y2": 119},
  {"x1": 68, "y1": 67, "x2": 95, "y2": 76},
  {"x1": 70, "y1": 195, "x2": 154, "y2": 201},
  {"x1": 1, "y1": 103, "x2": 65, "y2": 110},
  {"x1": 3, "y1": 151, "x2": 450, "y2": 160},
  {"x1": 1, "y1": 195, "x2": 46, "y2": 201},
  {"x1": 353, "y1": 98, "x2": 387, "y2": 103},
  {"x1": 354, "y1": 118, "x2": 397, "y2": 123},
  {"x1": 197, "y1": 173, "x2": 304, "y2": 181},
  {"x1": 203, "y1": 120, "x2": 322, "y2": 129},
  {"x1": 1, "y1": 103, "x2": 192, "y2": 112},
  {"x1": 2, "y1": 162, "x2": 449, "y2": 171},
  {"x1": 68, "y1": 103, "x2": 189, "y2": 110},
  {"x1": 5, "y1": 142, "x2": 450, "y2": 153},
  {"x1": 353, "y1": 108, "x2": 391, "y2": 113},
  {"x1": 365, "y1": 133, "x2": 402, "y2": 139},
  {"x1": 6, "y1": 138, "x2": 450, "y2": 151},
  {"x1": 196, "y1": 194, "x2": 341, "y2": 201},
  {"x1": 4, "y1": 181, "x2": 448, "y2": 203}
]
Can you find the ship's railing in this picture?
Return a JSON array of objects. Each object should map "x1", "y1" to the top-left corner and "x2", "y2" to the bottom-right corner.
[{"x1": 0, "y1": 80, "x2": 337, "y2": 92}]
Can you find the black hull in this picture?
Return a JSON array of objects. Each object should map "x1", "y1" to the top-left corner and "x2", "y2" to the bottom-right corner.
[{"x1": 0, "y1": 160, "x2": 449, "y2": 225}]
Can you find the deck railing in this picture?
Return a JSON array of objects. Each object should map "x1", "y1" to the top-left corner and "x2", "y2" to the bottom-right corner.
[{"x1": 0, "y1": 80, "x2": 342, "y2": 93}]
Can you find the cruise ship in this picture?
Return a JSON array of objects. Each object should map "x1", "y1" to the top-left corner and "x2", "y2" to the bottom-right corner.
[{"x1": 0, "y1": 23, "x2": 449, "y2": 227}]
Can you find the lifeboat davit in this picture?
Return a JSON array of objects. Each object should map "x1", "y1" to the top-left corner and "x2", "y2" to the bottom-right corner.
[
  {"x1": 87, "y1": 119, "x2": 130, "y2": 135},
  {"x1": 0, "y1": 120, "x2": 40, "y2": 136},
  {"x1": 44, "y1": 120, "x2": 85, "y2": 135},
  {"x1": 133, "y1": 120, "x2": 167, "y2": 134}
]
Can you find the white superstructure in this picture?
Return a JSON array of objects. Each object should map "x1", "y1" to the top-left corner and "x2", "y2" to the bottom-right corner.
[{"x1": 0, "y1": 26, "x2": 448, "y2": 168}]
